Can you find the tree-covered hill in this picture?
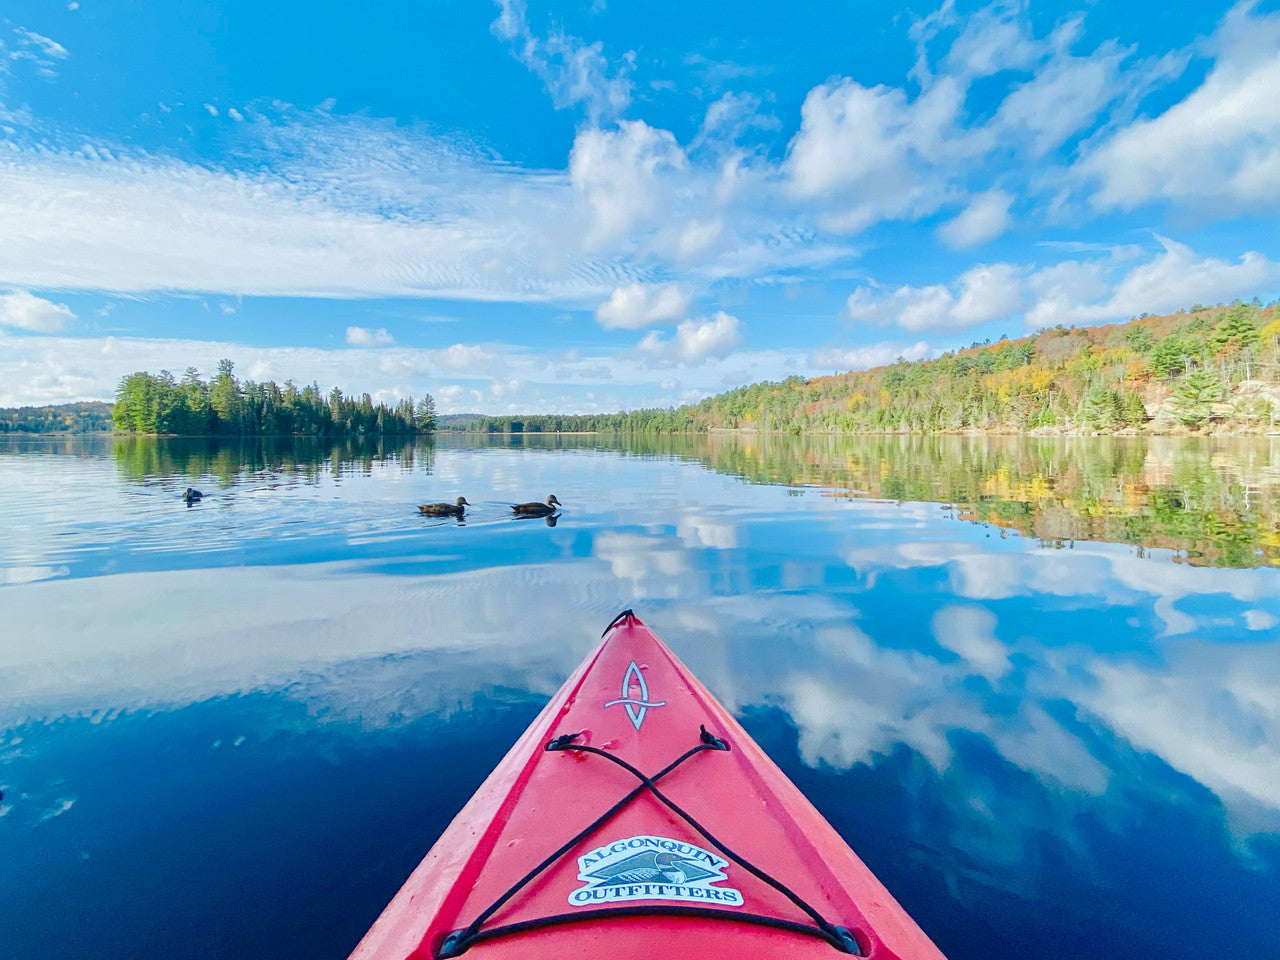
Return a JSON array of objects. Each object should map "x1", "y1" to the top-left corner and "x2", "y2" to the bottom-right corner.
[
  {"x1": 447, "y1": 299, "x2": 1280, "y2": 435},
  {"x1": 692, "y1": 300, "x2": 1280, "y2": 434},
  {"x1": 0, "y1": 401, "x2": 114, "y2": 433}
]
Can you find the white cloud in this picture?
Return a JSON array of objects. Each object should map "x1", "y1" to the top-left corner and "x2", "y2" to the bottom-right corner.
[
  {"x1": 1084, "y1": 2, "x2": 1280, "y2": 212},
  {"x1": 1025, "y1": 237, "x2": 1280, "y2": 329},
  {"x1": 0, "y1": 104, "x2": 838, "y2": 307},
  {"x1": 440, "y1": 343, "x2": 497, "y2": 372},
  {"x1": 202, "y1": 103, "x2": 219, "y2": 117},
  {"x1": 594, "y1": 283, "x2": 691, "y2": 329},
  {"x1": 14, "y1": 27, "x2": 69, "y2": 60},
  {"x1": 569, "y1": 120, "x2": 687, "y2": 247},
  {"x1": 953, "y1": 263, "x2": 1026, "y2": 325},
  {"x1": 809, "y1": 340, "x2": 932, "y2": 372},
  {"x1": 847, "y1": 236, "x2": 1280, "y2": 336},
  {"x1": 993, "y1": 23, "x2": 1142, "y2": 157},
  {"x1": 490, "y1": 0, "x2": 631, "y2": 123},
  {"x1": 7, "y1": 27, "x2": 70, "y2": 80},
  {"x1": 245, "y1": 359, "x2": 277, "y2": 381},
  {"x1": 1107, "y1": 241, "x2": 1279, "y2": 315},
  {"x1": 937, "y1": 189, "x2": 1012, "y2": 249},
  {"x1": 436, "y1": 384, "x2": 467, "y2": 406},
  {"x1": 488, "y1": 378, "x2": 523, "y2": 400},
  {"x1": 0, "y1": 122, "x2": 649, "y2": 301},
  {"x1": 936, "y1": 2, "x2": 1040, "y2": 80},
  {"x1": 636, "y1": 311, "x2": 742, "y2": 366},
  {"x1": 227, "y1": 107, "x2": 244, "y2": 122},
  {"x1": 674, "y1": 217, "x2": 724, "y2": 261},
  {"x1": 676, "y1": 311, "x2": 742, "y2": 362},
  {"x1": 780, "y1": 2, "x2": 1171, "y2": 237},
  {"x1": 695, "y1": 92, "x2": 778, "y2": 150},
  {"x1": 0, "y1": 290, "x2": 75, "y2": 333},
  {"x1": 1023, "y1": 258, "x2": 1112, "y2": 322},
  {"x1": 345, "y1": 326, "x2": 394, "y2": 347},
  {"x1": 846, "y1": 262, "x2": 1025, "y2": 332},
  {"x1": 845, "y1": 283, "x2": 949, "y2": 331},
  {"x1": 784, "y1": 76, "x2": 963, "y2": 231}
]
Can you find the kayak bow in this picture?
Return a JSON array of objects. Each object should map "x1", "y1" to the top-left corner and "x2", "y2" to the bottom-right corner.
[{"x1": 350, "y1": 610, "x2": 947, "y2": 960}]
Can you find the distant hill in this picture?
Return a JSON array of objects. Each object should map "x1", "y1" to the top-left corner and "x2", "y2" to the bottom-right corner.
[
  {"x1": 684, "y1": 299, "x2": 1280, "y2": 435},
  {"x1": 450, "y1": 299, "x2": 1280, "y2": 436},
  {"x1": 437, "y1": 414, "x2": 485, "y2": 429},
  {"x1": 0, "y1": 401, "x2": 114, "y2": 433}
]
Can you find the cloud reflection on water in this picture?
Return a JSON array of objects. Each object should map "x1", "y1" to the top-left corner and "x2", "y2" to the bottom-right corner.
[
  {"x1": 4, "y1": 447, "x2": 1280, "y2": 865},
  {"x1": 7, "y1": 508, "x2": 1280, "y2": 850}
]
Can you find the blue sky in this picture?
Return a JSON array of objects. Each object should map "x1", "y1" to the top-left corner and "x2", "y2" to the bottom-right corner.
[{"x1": 1, "y1": 0, "x2": 1279, "y2": 413}]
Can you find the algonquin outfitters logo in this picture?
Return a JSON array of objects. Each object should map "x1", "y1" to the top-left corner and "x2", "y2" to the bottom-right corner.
[{"x1": 568, "y1": 836, "x2": 744, "y2": 908}]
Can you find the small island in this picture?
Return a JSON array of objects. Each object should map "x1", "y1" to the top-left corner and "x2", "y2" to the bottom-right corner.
[{"x1": 110, "y1": 360, "x2": 437, "y2": 437}]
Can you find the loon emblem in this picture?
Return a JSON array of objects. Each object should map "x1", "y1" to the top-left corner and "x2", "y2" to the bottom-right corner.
[
  {"x1": 569, "y1": 836, "x2": 744, "y2": 907},
  {"x1": 603, "y1": 660, "x2": 666, "y2": 730}
]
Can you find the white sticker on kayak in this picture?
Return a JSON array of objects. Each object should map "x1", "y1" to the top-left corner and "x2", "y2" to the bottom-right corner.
[
  {"x1": 602, "y1": 660, "x2": 666, "y2": 731},
  {"x1": 569, "y1": 836, "x2": 744, "y2": 907}
]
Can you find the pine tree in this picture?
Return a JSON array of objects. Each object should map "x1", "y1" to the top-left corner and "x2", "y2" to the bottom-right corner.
[
  {"x1": 1123, "y1": 391, "x2": 1147, "y2": 426},
  {"x1": 416, "y1": 395, "x2": 438, "y2": 432},
  {"x1": 1171, "y1": 369, "x2": 1224, "y2": 427}
]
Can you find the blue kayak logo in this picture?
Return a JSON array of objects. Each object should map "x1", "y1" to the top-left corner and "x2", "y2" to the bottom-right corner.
[
  {"x1": 569, "y1": 836, "x2": 744, "y2": 907},
  {"x1": 602, "y1": 660, "x2": 666, "y2": 730}
]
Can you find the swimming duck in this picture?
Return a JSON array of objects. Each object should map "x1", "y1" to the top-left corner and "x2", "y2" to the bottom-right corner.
[
  {"x1": 512, "y1": 494, "x2": 561, "y2": 517},
  {"x1": 182, "y1": 487, "x2": 203, "y2": 505},
  {"x1": 419, "y1": 496, "x2": 470, "y2": 517}
]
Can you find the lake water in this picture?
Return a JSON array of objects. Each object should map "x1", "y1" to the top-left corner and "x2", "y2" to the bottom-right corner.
[{"x1": 2, "y1": 433, "x2": 1278, "y2": 959}]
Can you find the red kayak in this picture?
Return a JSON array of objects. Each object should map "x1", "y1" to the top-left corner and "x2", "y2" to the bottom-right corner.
[{"x1": 350, "y1": 611, "x2": 947, "y2": 959}]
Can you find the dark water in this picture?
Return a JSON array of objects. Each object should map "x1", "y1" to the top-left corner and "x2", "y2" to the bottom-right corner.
[{"x1": 2, "y1": 433, "x2": 1278, "y2": 959}]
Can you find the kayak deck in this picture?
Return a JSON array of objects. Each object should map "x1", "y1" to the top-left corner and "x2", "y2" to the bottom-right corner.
[{"x1": 350, "y1": 610, "x2": 946, "y2": 960}]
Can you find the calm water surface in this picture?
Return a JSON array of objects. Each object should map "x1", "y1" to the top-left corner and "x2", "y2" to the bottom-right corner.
[{"x1": 2, "y1": 433, "x2": 1279, "y2": 959}]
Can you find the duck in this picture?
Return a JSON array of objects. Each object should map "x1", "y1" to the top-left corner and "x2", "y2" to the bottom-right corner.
[
  {"x1": 419, "y1": 496, "x2": 470, "y2": 517},
  {"x1": 182, "y1": 487, "x2": 203, "y2": 505},
  {"x1": 512, "y1": 494, "x2": 561, "y2": 518}
]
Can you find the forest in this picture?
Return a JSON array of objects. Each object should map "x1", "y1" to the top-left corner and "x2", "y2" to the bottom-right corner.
[
  {"x1": 111, "y1": 360, "x2": 437, "y2": 436},
  {"x1": 448, "y1": 299, "x2": 1280, "y2": 435},
  {"x1": 0, "y1": 401, "x2": 113, "y2": 433}
]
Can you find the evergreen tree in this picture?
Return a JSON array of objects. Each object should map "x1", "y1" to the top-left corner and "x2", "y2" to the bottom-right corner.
[
  {"x1": 209, "y1": 359, "x2": 241, "y2": 432},
  {"x1": 1123, "y1": 391, "x2": 1147, "y2": 426},
  {"x1": 416, "y1": 395, "x2": 438, "y2": 432},
  {"x1": 1171, "y1": 369, "x2": 1224, "y2": 427}
]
